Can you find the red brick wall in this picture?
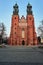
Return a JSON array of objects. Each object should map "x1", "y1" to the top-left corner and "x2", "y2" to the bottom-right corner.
[
  {"x1": 9, "y1": 15, "x2": 37, "y2": 45},
  {"x1": 27, "y1": 15, "x2": 37, "y2": 45},
  {"x1": 10, "y1": 15, "x2": 19, "y2": 45}
]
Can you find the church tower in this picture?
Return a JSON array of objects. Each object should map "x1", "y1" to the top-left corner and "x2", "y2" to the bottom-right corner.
[
  {"x1": 27, "y1": 3, "x2": 37, "y2": 45},
  {"x1": 9, "y1": 3, "x2": 37, "y2": 45},
  {"x1": 9, "y1": 3, "x2": 19, "y2": 45}
]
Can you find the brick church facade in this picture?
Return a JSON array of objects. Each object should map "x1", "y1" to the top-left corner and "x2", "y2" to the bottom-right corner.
[{"x1": 9, "y1": 3, "x2": 38, "y2": 45}]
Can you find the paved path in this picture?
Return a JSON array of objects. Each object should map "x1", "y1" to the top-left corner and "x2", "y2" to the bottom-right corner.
[{"x1": 0, "y1": 45, "x2": 43, "y2": 65}]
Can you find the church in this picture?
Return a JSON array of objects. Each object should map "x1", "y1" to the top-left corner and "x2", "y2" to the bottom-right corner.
[{"x1": 9, "y1": 3, "x2": 38, "y2": 45}]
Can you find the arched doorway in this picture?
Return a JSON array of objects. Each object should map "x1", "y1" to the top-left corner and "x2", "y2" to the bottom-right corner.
[{"x1": 22, "y1": 40, "x2": 25, "y2": 45}]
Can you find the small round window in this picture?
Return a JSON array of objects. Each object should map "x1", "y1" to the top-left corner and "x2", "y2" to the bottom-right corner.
[
  {"x1": 29, "y1": 17, "x2": 31, "y2": 20},
  {"x1": 15, "y1": 23, "x2": 16, "y2": 25},
  {"x1": 15, "y1": 17, "x2": 16, "y2": 19},
  {"x1": 15, "y1": 32, "x2": 16, "y2": 34},
  {"x1": 15, "y1": 28, "x2": 16, "y2": 29}
]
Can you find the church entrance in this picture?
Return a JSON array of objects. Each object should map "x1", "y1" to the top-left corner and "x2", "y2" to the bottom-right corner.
[{"x1": 22, "y1": 40, "x2": 25, "y2": 45}]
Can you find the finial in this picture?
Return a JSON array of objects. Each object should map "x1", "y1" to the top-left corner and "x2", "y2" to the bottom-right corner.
[
  {"x1": 28, "y1": 3, "x2": 31, "y2": 6},
  {"x1": 13, "y1": 3, "x2": 18, "y2": 8},
  {"x1": 27, "y1": 3, "x2": 32, "y2": 8}
]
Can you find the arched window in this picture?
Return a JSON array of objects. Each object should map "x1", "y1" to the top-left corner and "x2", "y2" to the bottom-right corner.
[{"x1": 22, "y1": 28, "x2": 25, "y2": 38}]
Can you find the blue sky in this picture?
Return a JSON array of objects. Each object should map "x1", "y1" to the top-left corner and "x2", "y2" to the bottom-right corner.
[{"x1": 0, "y1": 0, "x2": 43, "y2": 36}]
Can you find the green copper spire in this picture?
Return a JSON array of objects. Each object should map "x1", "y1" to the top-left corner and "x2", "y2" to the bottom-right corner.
[
  {"x1": 13, "y1": 3, "x2": 19, "y2": 15},
  {"x1": 27, "y1": 3, "x2": 33, "y2": 15}
]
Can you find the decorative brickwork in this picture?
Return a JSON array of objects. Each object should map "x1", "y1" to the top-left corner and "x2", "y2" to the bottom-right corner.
[{"x1": 9, "y1": 3, "x2": 38, "y2": 45}]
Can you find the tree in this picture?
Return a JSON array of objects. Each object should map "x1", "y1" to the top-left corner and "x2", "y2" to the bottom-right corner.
[
  {"x1": 38, "y1": 20, "x2": 43, "y2": 38},
  {"x1": 0, "y1": 23, "x2": 7, "y2": 44},
  {"x1": 37, "y1": 20, "x2": 43, "y2": 44}
]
